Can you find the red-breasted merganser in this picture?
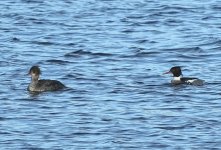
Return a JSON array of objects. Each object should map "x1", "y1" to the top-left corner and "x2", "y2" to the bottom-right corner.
[
  {"x1": 164, "y1": 66, "x2": 204, "y2": 86},
  {"x1": 28, "y1": 66, "x2": 65, "y2": 92}
]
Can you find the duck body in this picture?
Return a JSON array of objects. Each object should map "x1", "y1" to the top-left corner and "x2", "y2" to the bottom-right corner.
[
  {"x1": 28, "y1": 66, "x2": 65, "y2": 92},
  {"x1": 28, "y1": 79, "x2": 65, "y2": 92},
  {"x1": 171, "y1": 76, "x2": 204, "y2": 86},
  {"x1": 165, "y1": 66, "x2": 204, "y2": 86}
]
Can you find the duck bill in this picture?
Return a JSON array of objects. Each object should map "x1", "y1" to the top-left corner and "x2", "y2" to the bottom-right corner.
[{"x1": 163, "y1": 71, "x2": 171, "y2": 74}]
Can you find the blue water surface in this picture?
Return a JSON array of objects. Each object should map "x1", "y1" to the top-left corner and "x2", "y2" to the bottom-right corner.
[{"x1": 1, "y1": 0, "x2": 221, "y2": 149}]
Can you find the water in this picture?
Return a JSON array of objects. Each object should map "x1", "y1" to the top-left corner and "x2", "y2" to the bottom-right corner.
[{"x1": 1, "y1": 0, "x2": 221, "y2": 149}]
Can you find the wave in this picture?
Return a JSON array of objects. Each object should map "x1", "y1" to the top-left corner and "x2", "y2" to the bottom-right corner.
[{"x1": 64, "y1": 50, "x2": 113, "y2": 57}]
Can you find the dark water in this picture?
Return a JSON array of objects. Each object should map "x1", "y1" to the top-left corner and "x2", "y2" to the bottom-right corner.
[{"x1": 1, "y1": 0, "x2": 221, "y2": 149}]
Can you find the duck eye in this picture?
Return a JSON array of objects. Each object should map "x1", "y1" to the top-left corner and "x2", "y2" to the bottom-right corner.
[{"x1": 32, "y1": 70, "x2": 37, "y2": 74}]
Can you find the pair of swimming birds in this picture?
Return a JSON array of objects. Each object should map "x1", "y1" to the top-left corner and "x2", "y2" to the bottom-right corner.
[{"x1": 28, "y1": 66, "x2": 204, "y2": 92}]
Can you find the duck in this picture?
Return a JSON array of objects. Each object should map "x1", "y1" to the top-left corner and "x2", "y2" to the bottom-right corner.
[
  {"x1": 164, "y1": 66, "x2": 204, "y2": 86},
  {"x1": 28, "y1": 66, "x2": 65, "y2": 92}
]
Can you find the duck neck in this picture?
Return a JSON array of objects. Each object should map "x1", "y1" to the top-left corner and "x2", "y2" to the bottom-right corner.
[
  {"x1": 173, "y1": 75, "x2": 182, "y2": 81},
  {"x1": 31, "y1": 75, "x2": 39, "y2": 84}
]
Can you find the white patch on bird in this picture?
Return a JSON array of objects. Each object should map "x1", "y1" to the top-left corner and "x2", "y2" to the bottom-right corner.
[
  {"x1": 173, "y1": 76, "x2": 182, "y2": 81},
  {"x1": 186, "y1": 79, "x2": 197, "y2": 84}
]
